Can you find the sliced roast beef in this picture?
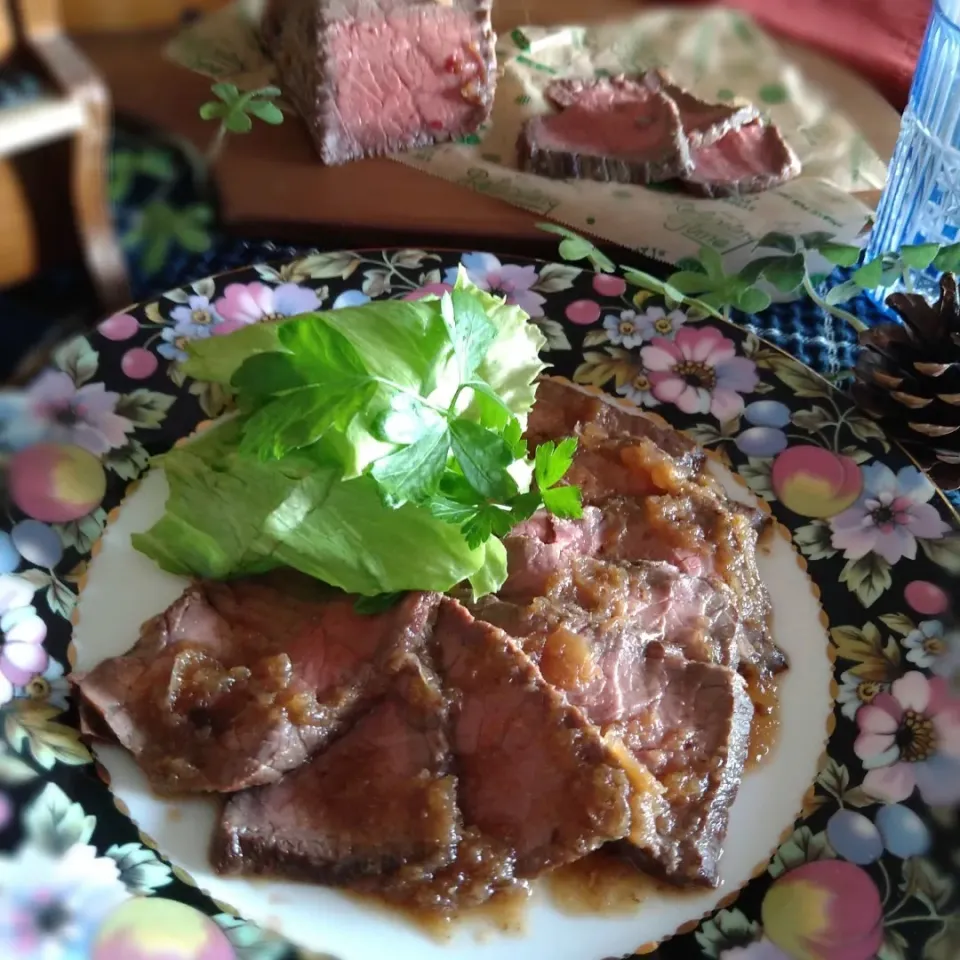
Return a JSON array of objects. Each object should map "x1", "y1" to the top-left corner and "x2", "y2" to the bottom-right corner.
[
  {"x1": 527, "y1": 72, "x2": 797, "y2": 196},
  {"x1": 519, "y1": 85, "x2": 693, "y2": 185},
  {"x1": 500, "y1": 508, "x2": 606, "y2": 601},
  {"x1": 474, "y1": 555, "x2": 753, "y2": 888},
  {"x1": 527, "y1": 381, "x2": 766, "y2": 521},
  {"x1": 213, "y1": 597, "x2": 639, "y2": 910},
  {"x1": 475, "y1": 556, "x2": 745, "y2": 724},
  {"x1": 546, "y1": 72, "x2": 759, "y2": 151},
  {"x1": 212, "y1": 659, "x2": 459, "y2": 883},
  {"x1": 683, "y1": 121, "x2": 802, "y2": 198},
  {"x1": 642, "y1": 70, "x2": 759, "y2": 148},
  {"x1": 613, "y1": 651, "x2": 753, "y2": 886},
  {"x1": 597, "y1": 496, "x2": 782, "y2": 677},
  {"x1": 545, "y1": 74, "x2": 655, "y2": 112},
  {"x1": 527, "y1": 379, "x2": 706, "y2": 482},
  {"x1": 71, "y1": 576, "x2": 440, "y2": 793},
  {"x1": 432, "y1": 598, "x2": 633, "y2": 878},
  {"x1": 512, "y1": 380, "x2": 780, "y2": 674},
  {"x1": 501, "y1": 494, "x2": 782, "y2": 678},
  {"x1": 263, "y1": 0, "x2": 496, "y2": 165}
]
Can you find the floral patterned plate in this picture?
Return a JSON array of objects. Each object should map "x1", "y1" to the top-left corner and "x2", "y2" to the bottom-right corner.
[{"x1": 1, "y1": 248, "x2": 958, "y2": 960}]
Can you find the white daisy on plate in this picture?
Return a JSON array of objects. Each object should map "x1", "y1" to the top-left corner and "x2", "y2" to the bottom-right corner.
[{"x1": 0, "y1": 843, "x2": 130, "y2": 960}]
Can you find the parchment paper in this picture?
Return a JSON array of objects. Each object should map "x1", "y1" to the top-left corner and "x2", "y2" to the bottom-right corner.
[{"x1": 166, "y1": 1, "x2": 884, "y2": 267}]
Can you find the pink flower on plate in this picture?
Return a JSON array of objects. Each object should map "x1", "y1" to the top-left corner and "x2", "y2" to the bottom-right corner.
[
  {"x1": 854, "y1": 671, "x2": 960, "y2": 805},
  {"x1": 641, "y1": 326, "x2": 759, "y2": 420},
  {"x1": 212, "y1": 281, "x2": 321, "y2": 335},
  {"x1": 0, "y1": 574, "x2": 48, "y2": 706},
  {"x1": 403, "y1": 282, "x2": 453, "y2": 302},
  {"x1": 13, "y1": 370, "x2": 134, "y2": 455},
  {"x1": 830, "y1": 463, "x2": 951, "y2": 565},
  {"x1": 444, "y1": 253, "x2": 546, "y2": 317}
]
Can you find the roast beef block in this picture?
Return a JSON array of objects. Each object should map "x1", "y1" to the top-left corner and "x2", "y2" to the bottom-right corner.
[
  {"x1": 518, "y1": 82, "x2": 693, "y2": 185},
  {"x1": 262, "y1": 0, "x2": 496, "y2": 165},
  {"x1": 613, "y1": 651, "x2": 753, "y2": 886},
  {"x1": 642, "y1": 70, "x2": 759, "y2": 148},
  {"x1": 212, "y1": 659, "x2": 459, "y2": 883},
  {"x1": 71, "y1": 575, "x2": 440, "y2": 793},
  {"x1": 683, "y1": 121, "x2": 802, "y2": 198},
  {"x1": 433, "y1": 598, "x2": 633, "y2": 878},
  {"x1": 476, "y1": 556, "x2": 745, "y2": 721}
]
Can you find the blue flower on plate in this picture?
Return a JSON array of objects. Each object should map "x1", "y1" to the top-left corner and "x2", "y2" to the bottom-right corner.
[
  {"x1": 332, "y1": 290, "x2": 371, "y2": 309},
  {"x1": 735, "y1": 400, "x2": 791, "y2": 457},
  {"x1": 444, "y1": 252, "x2": 546, "y2": 318},
  {"x1": 158, "y1": 295, "x2": 223, "y2": 362}
]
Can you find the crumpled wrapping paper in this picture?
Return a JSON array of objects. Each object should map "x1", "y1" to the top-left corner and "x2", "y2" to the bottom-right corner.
[{"x1": 166, "y1": 1, "x2": 884, "y2": 267}]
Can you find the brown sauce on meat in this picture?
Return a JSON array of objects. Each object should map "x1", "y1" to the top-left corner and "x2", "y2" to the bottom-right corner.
[
  {"x1": 546, "y1": 850, "x2": 656, "y2": 915},
  {"x1": 343, "y1": 885, "x2": 530, "y2": 942},
  {"x1": 745, "y1": 671, "x2": 781, "y2": 769}
]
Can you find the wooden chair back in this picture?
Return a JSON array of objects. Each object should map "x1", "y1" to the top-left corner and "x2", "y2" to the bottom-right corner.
[{"x1": 0, "y1": 0, "x2": 129, "y2": 309}]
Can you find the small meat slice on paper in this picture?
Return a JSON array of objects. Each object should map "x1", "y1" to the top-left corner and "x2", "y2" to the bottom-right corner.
[
  {"x1": 518, "y1": 85, "x2": 693, "y2": 185},
  {"x1": 433, "y1": 598, "x2": 633, "y2": 878},
  {"x1": 71, "y1": 575, "x2": 440, "y2": 794},
  {"x1": 643, "y1": 69, "x2": 760, "y2": 148},
  {"x1": 683, "y1": 121, "x2": 802, "y2": 197},
  {"x1": 212, "y1": 660, "x2": 459, "y2": 883},
  {"x1": 544, "y1": 74, "x2": 654, "y2": 111}
]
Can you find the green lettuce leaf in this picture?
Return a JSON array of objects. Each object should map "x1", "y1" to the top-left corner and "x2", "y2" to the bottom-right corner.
[
  {"x1": 133, "y1": 417, "x2": 507, "y2": 596},
  {"x1": 140, "y1": 275, "x2": 546, "y2": 597},
  {"x1": 180, "y1": 323, "x2": 283, "y2": 385}
]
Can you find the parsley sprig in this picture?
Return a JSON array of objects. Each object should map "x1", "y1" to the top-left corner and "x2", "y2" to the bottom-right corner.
[{"x1": 228, "y1": 287, "x2": 583, "y2": 549}]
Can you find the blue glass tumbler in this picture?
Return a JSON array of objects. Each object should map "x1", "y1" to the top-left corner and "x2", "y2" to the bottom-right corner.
[{"x1": 867, "y1": 1, "x2": 960, "y2": 296}]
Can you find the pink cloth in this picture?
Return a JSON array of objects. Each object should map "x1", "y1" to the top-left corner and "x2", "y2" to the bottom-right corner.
[{"x1": 674, "y1": 0, "x2": 934, "y2": 109}]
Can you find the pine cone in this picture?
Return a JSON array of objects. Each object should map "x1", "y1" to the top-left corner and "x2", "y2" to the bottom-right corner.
[{"x1": 851, "y1": 272, "x2": 960, "y2": 489}]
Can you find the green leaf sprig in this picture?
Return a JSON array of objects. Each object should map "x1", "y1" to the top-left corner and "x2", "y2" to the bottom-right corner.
[
  {"x1": 536, "y1": 222, "x2": 616, "y2": 273},
  {"x1": 227, "y1": 287, "x2": 583, "y2": 550},
  {"x1": 535, "y1": 220, "x2": 960, "y2": 332},
  {"x1": 623, "y1": 244, "x2": 772, "y2": 321},
  {"x1": 199, "y1": 83, "x2": 284, "y2": 163},
  {"x1": 730, "y1": 231, "x2": 960, "y2": 333}
]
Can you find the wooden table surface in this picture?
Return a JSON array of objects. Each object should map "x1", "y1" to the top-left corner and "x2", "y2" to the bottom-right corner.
[{"x1": 76, "y1": 0, "x2": 900, "y2": 249}]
